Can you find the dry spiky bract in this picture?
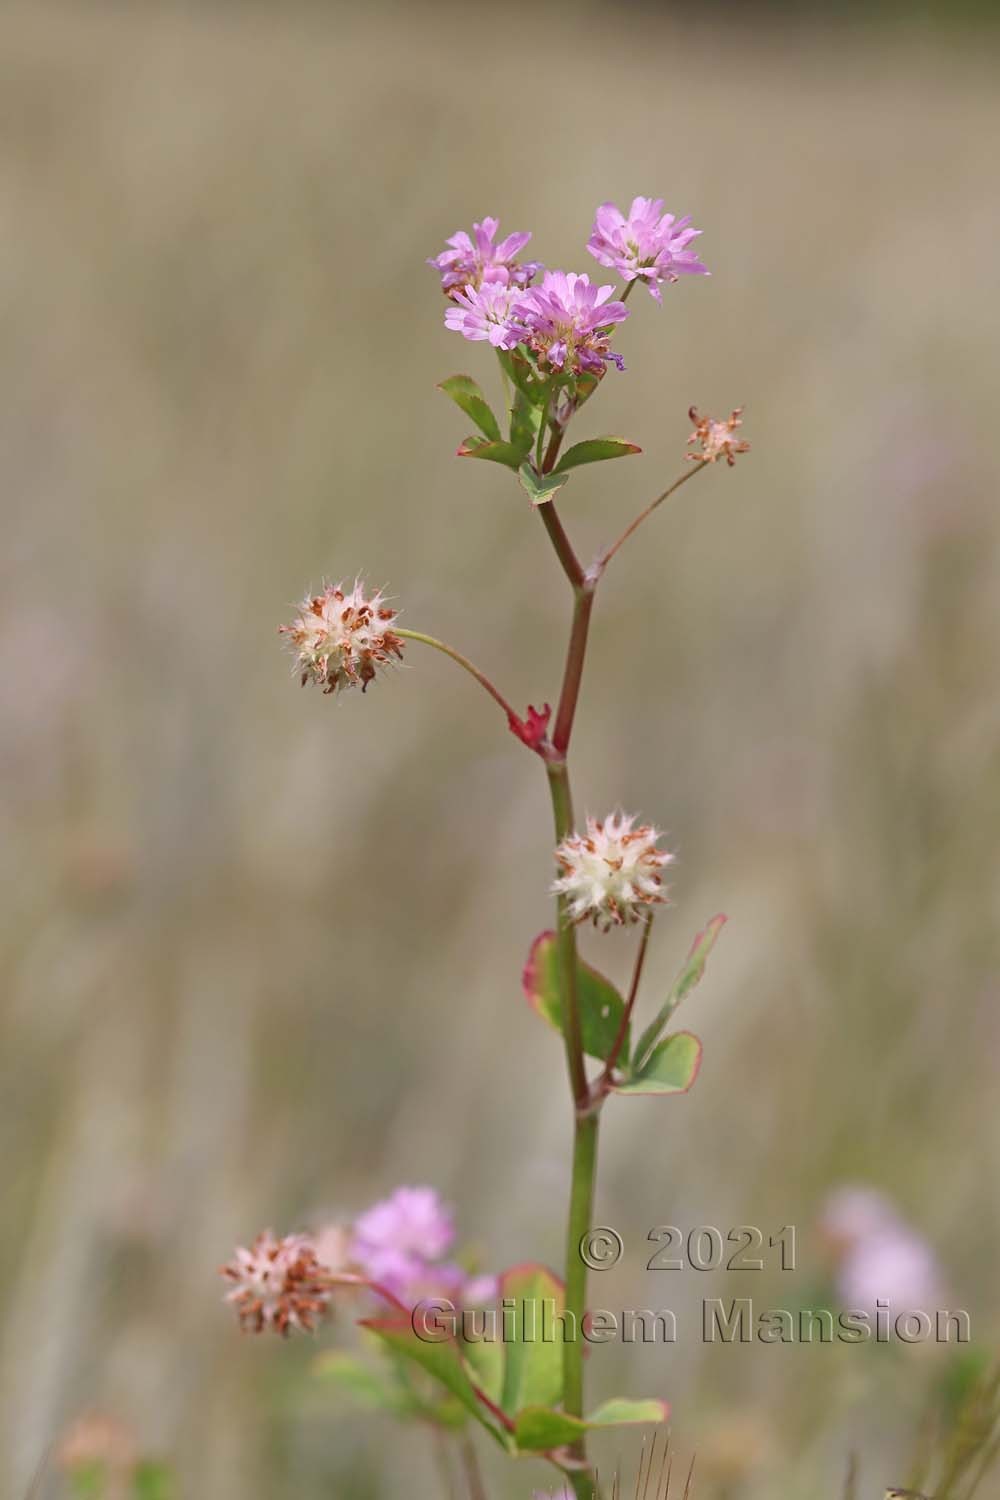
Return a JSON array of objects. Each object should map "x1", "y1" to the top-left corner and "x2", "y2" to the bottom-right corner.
[{"x1": 686, "y1": 406, "x2": 750, "y2": 466}]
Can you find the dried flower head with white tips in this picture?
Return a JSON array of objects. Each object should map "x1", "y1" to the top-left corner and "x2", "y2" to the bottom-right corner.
[
  {"x1": 221, "y1": 1230, "x2": 335, "y2": 1335},
  {"x1": 687, "y1": 406, "x2": 750, "y2": 466},
  {"x1": 279, "y1": 580, "x2": 404, "y2": 695},
  {"x1": 552, "y1": 812, "x2": 673, "y2": 930}
]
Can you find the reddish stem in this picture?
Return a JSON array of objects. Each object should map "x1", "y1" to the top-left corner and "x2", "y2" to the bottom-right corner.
[
  {"x1": 551, "y1": 583, "x2": 595, "y2": 755},
  {"x1": 538, "y1": 501, "x2": 585, "y2": 589},
  {"x1": 594, "y1": 461, "x2": 708, "y2": 577},
  {"x1": 600, "y1": 911, "x2": 654, "y2": 1090}
]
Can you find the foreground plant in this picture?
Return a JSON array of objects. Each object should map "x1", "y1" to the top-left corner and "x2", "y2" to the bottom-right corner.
[
  {"x1": 53, "y1": 1413, "x2": 172, "y2": 1500},
  {"x1": 224, "y1": 196, "x2": 747, "y2": 1496}
]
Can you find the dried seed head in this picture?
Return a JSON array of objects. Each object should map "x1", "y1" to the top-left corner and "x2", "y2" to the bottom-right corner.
[
  {"x1": 221, "y1": 1230, "x2": 334, "y2": 1335},
  {"x1": 552, "y1": 812, "x2": 673, "y2": 931},
  {"x1": 687, "y1": 406, "x2": 750, "y2": 466},
  {"x1": 279, "y1": 579, "x2": 404, "y2": 695}
]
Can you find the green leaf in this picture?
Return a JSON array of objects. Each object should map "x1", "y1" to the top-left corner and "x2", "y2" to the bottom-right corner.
[
  {"x1": 553, "y1": 437, "x2": 642, "y2": 473},
  {"x1": 513, "y1": 1406, "x2": 583, "y2": 1451},
  {"x1": 673, "y1": 912, "x2": 727, "y2": 1005},
  {"x1": 361, "y1": 1316, "x2": 507, "y2": 1445},
  {"x1": 523, "y1": 931, "x2": 629, "y2": 1063},
  {"x1": 132, "y1": 1465, "x2": 174, "y2": 1500},
  {"x1": 586, "y1": 1396, "x2": 671, "y2": 1428},
  {"x1": 460, "y1": 1325, "x2": 505, "y2": 1408},
  {"x1": 513, "y1": 1396, "x2": 670, "y2": 1452},
  {"x1": 438, "y1": 375, "x2": 502, "y2": 442},
  {"x1": 510, "y1": 388, "x2": 544, "y2": 459},
  {"x1": 498, "y1": 1263, "x2": 566, "y2": 1417},
  {"x1": 456, "y1": 435, "x2": 525, "y2": 470},
  {"x1": 68, "y1": 1466, "x2": 105, "y2": 1500},
  {"x1": 631, "y1": 913, "x2": 726, "y2": 1068},
  {"x1": 574, "y1": 371, "x2": 602, "y2": 408},
  {"x1": 497, "y1": 349, "x2": 550, "y2": 405},
  {"x1": 313, "y1": 1351, "x2": 423, "y2": 1418},
  {"x1": 611, "y1": 1031, "x2": 702, "y2": 1096},
  {"x1": 517, "y1": 462, "x2": 570, "y2": 506}
]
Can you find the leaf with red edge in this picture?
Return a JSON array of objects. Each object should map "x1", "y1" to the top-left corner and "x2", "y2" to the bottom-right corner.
[
  {"x1": 610, "y1": 1031, "x2": 702, "y2": 1097},
  {"x1": 553, "y1": 437, "x2": 642, "y2": 473},
  {"x1": 457, "y1": 435, "x2": 524, "y2": 469},
  {"x1": 523, "y1": 932, "x2": 629, "y2": 1063},
  {"x1": 631, "y1": 913, "x2": 726, "y2": 1069}
]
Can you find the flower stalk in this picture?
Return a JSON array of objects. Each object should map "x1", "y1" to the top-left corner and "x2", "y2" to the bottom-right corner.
[{"x1": 254, "y1": 195, "x2": 748, "y2": 1500}]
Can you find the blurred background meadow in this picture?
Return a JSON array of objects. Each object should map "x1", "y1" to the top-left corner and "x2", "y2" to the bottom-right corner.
[{"x1": 2, "y1": 1, "x2": 998, "y2": 1496}]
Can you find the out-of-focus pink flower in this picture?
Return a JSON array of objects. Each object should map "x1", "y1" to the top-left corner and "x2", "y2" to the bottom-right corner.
[
  {"x1": 351, "y1": 1186, "x2": 495, "y2": 1310},
  {"x1": 517, "y1": 271, "x2": 629, "y2": 377},
  {"x1": 839, "y1": 1230, "x2": 944, "y2": 1315},
  {"x1": 388, "y1": 1257, "x2": 498, "y2": 1310},
  {"x1": 354, "y1": 1186, "x2": 455, "y2": 1262},
  {"x1": 429, "y1": 217, "x2": 540, "y2": 297},
  {"x1": 444, "y1": 281, "x2": 527, "y2": 350},
  {"x1": 221, "y1": 1231, "x2": 334, "y2": 1335},
  {"x1": 57, "y1": 1413, "x2": 136, "y2": 1472},
  {"x1": 819, "y1": 1186, "x2": 946, "y2": 1316},
  {"x1": 820, "y1": 1186, "x2": 898, "y2": 1250},
  {"x1": 588, "y1": 197, "x2": 708, "y2": 301}
]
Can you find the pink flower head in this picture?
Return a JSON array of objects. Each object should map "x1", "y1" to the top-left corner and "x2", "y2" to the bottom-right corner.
[
  {"x1": 819, "y1": 1186, "x2": 946, "y2": 1318},
  {"x1": 517, "y1": 271, "x2": 629, "y2": 377},
  {"x1": 388, "y1": 1258, "x2": 498, "y2": 1310},
  {"x1": 429, "y1": 216, "x2": 541, "y2": 298},
  {"x1": 444, "y1": 281, "x2": 527, "y2": 350},
  {"x1": 838, "y1": 1229, "x2": 945, "y2": 1317},
  {"x1": 587, "y1": 197, "x2": 708, "y2": 302},
  {"x1": 350, "y1": 1186, "x2": 496, "y2": 1311},
  {"x1": 353, "y1": 1186, "x2": 455, "y2": 1265}
]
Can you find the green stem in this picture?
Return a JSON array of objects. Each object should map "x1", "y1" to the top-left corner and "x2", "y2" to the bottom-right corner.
[
  {"x1": 394, "y1": 629, "x2": 519, "y2": 725},
  {"x1": 564, "y1": 1110, "x2": 599, "y2": 1415},
  {"x1": 537, "y1": 393, "x2": 603, "y2": 1499},
  {"x1": 546, "y1": 762, "x2": 588, "y2": 1111},
  {"x1": 546, "y1": 758, "x2": 599, "y2": 1493},
  {"x1": 541, "y1": 419, "x2": 565, "y2": 475}
]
